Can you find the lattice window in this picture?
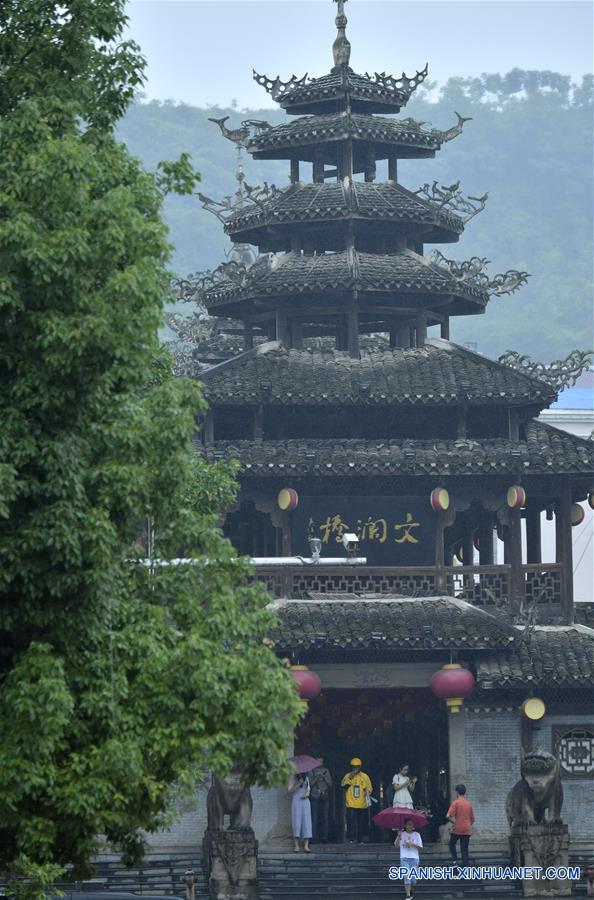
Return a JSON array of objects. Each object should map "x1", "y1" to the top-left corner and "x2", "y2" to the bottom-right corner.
[
  {"x1": 525, "y1": 568, "x2": 562, "y2": 605},
  {"x1": 553, "y1": 726, "x2": 594, "y2": 778}
]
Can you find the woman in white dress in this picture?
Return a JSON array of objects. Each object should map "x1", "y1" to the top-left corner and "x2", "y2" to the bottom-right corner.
[{"x1": 392, "y1": 764, "x2": 417, "y2": 809}]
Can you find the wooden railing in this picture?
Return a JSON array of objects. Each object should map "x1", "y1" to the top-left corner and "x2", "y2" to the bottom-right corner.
[{"x1": 252, "y1": 562, "x2": 565, "y2": 616}]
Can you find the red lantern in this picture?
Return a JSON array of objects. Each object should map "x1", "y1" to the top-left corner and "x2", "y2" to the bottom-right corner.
[
  {"x1": 430, "y1": 487, "x2": 450, "y2": 511},
  {"x1": 278, "y1": 488, "x2": 299, "y2": 511},
  {"x1": 290, "y1": 665, "x2": 321, "y2": 701},
  {"x1": 571, "y1": 503, "x2": 585, "y2": 526},
  {"x1": 431, "y1": 663, "x2": 475, "y2": 714}
]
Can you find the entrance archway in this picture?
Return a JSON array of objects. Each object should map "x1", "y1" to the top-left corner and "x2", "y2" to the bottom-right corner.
[{"x1": 295, "y1": 688, "x2": 449, "y2": 843}]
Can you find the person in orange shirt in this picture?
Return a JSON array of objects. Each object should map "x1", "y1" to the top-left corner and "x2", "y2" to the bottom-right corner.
[{"x1": 447, "y1": 784, "x2": 475, "y2": 868}]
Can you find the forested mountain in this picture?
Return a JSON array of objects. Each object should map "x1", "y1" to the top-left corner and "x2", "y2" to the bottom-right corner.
[{"x1": 117, "y1": 71, "x2": 593, "y2": 360}]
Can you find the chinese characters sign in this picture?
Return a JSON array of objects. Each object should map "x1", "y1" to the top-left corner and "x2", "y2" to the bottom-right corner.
[{"x1": 292, "y1": 496, "x2": 436, "y2": 565}]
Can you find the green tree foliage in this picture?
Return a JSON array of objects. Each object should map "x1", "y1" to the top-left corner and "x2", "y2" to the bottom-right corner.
[
  {"x1": 117, "y1": 70, "x2": 593, "y2": 359},
  {"x1": 0, "y1": 0, "x2": 301, "y2": 887}
]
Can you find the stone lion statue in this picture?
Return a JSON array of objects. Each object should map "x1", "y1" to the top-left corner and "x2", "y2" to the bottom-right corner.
[
  {"x1": 207, "y1": 768, "x2": 253, "y2": 831},
  {"x1": 506, "y1": 751, "x2": 563, "y2": 827}
]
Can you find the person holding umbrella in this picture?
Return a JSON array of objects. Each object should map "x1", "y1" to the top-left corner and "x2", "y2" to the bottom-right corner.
[
  {"x1": 395, "y1": 818, "x2": 423, "y2": 900},
  {"x1": 341, "y1": 757, "x2": 372, "y2": 844},
  {"x1": 288, "y1": 771, "x2": 312, "y2": 853}
]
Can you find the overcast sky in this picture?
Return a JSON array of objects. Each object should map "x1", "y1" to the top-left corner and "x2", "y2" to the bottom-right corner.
[{"x1": 124, "y1": 0, "x2": 593, "y2": 109}]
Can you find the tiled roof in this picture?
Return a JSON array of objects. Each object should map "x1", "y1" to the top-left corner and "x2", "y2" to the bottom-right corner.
[
  {"x1": 254, "y1": 69, "x2": 428, "y2": 116},
  {"x1": 270, "y1": 596, "x2": 518, "y2": 651},
  {"x1": 203, "y1": 422, "x2": 594, "y2": 476},
  {"x1": 248, "y1": 112, "x2": 441, "y2": 156},
  {"x1": 203, "y1": 249, "x2": 489, "y2": 311},
  {"x1": 200, "y1": 341, "x2": 556, "y2": 407},
  {"x1": 226, "y1": 181, "x2": 463, "y2": 241},
  {"x1": 476, "y1": 626, "x2": 594, "y2": 688}
]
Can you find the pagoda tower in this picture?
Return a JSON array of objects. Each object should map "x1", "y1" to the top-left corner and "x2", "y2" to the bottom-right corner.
[{"x1": 193, "y1": 0, "x2": 594, "y2": 625}]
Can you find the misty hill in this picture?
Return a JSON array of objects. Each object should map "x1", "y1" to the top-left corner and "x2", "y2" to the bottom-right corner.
[{"x1": 117, "y1": 71, "x2": 593, "y2": 361}]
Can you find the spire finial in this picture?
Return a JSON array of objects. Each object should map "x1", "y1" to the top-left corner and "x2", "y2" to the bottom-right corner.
[{"x1": 332, "y1": 0, "x2": 351, "y2": 72}]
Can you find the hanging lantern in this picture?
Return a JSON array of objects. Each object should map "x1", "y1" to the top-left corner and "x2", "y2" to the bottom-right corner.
[
  {"x1": 507, "y1": 485, "x2": 526, "y2": 509},
  {"x1": 290, "y1": 665, "x2": 321, "y2": 701},
  {"x1": 430, "y1": 663, "x2": 475, "y2": 714},
  {"x1": 521, "y1": 698, "x2": 546, "y2": 721},
  {"x1": 571, "y1": 503, "x2": 585, "y2": 526},
  {"x1": 588, "y1": 493, "x2": 594, "y2": 511},
  {"x1": 430, "y1": 487, "x2": 450, "y2": 511},
  {"x1": 278, "y1": 488, "x2": 299, "y2": 511}
]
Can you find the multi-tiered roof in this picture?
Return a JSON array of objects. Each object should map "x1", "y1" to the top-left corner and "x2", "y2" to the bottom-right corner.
[{"x1": 192, "y1": 0, "x2": 593, "y2": 516}]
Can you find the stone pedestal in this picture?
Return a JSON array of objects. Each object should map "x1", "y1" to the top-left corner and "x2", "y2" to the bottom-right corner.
[
  {"x1": 510, "y1": 823, "x2": 571, "y2": 897},
  {"x1": 203, "y1": 829, "x2": 258, "y2": 900}
]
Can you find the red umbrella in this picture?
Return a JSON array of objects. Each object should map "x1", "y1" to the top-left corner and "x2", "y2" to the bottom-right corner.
[
  {"x1": 290, "y1": 754, "x2": 322, "y2": 774},
  {"x1": 373, "y1": 806, "x2": 428, "y2": 829}
]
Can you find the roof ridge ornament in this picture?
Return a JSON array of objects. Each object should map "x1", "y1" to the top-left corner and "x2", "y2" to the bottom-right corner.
[
  {"x1": 253, "y1": 70, "x2": 309, "y2": 102},
  {"x1": 414, "y1": 181, "x2": 489, "y2": 223},
  {"x1": 498, "y1": 349, "x2": 593, "y2": 392},
  {"x1": 432, "y1": 112, "x2": 473, "y2": 143},
  {"x1": 332, "y1": 0, "x2": 351, "y2": 72},
  {"x1": 429, "y1": 250, "x2": 530, "y2": 296}
]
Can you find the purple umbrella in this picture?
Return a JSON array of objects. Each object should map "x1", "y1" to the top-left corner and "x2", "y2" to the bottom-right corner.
[
  {"x1": 373, "y1": 806, "x2": 428, "y2": 829},
  {"x1": 290, "y1": 754, "x2": 322, "y2": 774}
]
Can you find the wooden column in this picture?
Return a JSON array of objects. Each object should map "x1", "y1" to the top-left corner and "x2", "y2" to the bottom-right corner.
[
  {"x1": 456, "y1": 406, "x2": 467, "y2": 438},
  {"x1": 347, "y1": 295, "x2": 360, "y2": 358},
  {"x1": 388, "y1": 154, "x2": 397, "y2": 182},
  {"x1": 508, "y1": 507, "x2": 524, "y2": 616},
  {"x1": 364, "y1": 145, "x2": 376, "y2": 182},
  {"x1": 243, "y1": 321, "x2": 254, "y2": 351},
  {"x1": 204, "y1": 411, "x2": 214, "y2": 445},
  {"x1": 313, "y1": 147, "x2": 324, "y2": 184},
  {"x1": 290, "y1": 157, "x2": 300, "y2": 184},
  {"x1": 509, "y1": 408, "x2": 520, "y2": 441},
  {"x1": 291, "y1": 319, "x2": 303, "y2": 349},
  {"x1": 281, "y1": 512, "x2": 292, "y2": 556},
  {"x1": 416, "y1": 310, "x2": 427, "y2": 347},
  {"x1": 462, "y1": 529, "x2": 474, "y2": 569},
  {"x1": 526, "y1": 507, "x2": 542, "y2": 564},
  {"x1": 276, "y1": 311, "x2": 290, "y2": 346},
  {"x1": 341, "y1": 139, "x2": 354, "y2": 180},
  {"x1": 254, "y1": 405, "x2": 263, "y2": 442},
  {"x1": 440, "y1": 317, "x2": 450, "y2": 340},
  {"x1": 393, "y1": 325, "x2": 411, "y2": 348},
  {"x1": 478, "y1": 516, "x2": 494, "y2": 565},
  {"x1": 556, "y1": 486, "x2": 574, "y2": 623}
]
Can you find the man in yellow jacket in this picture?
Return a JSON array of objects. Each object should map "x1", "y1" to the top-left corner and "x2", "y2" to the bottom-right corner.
[{"x1": 341, "y1": 757, "x2": 372, "y2": 843}]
